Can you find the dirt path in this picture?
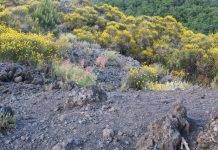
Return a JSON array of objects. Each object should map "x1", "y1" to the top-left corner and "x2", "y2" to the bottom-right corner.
[{"x1": 0, "y1": 83, "x2": 218, "y2": 150}]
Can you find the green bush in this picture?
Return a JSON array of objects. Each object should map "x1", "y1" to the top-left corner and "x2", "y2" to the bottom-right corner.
[
  {"x1": 0, "y1": 110, "x2": 15, "y2": 131},
  {"x1": 53, "y1": 60, "x2": 97, "y2": 87},
  {"x1": 33, "y1": 0, "x2": 59, "y2": 30},
  {"x1": 0, "y1": 2, "x2": 41, "y2": 32},
  {"x1": 95, "y1": 0, "x2": 218, "y2": 34}
]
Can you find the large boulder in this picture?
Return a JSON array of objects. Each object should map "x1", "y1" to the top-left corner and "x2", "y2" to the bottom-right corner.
[
  {"x1": 197, "y1": 108, "x2": 218, "y2": 150},
  {"x1": 0, "y1": 63, "x2": 46, "y2": 85},
  {"x1": 0, "y1": 63, "x2": 31, "y2": 82},
  {"x1": 136, "y1": 102, "x2": 190, "y2": 150},
  {"x1": 64, "y1": 86, "x2": 107, "y2": 108}
]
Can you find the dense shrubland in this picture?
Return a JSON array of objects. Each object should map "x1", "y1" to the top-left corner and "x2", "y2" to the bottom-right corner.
[
  {"x1": 64, "y1": 3, "x2": 218, "y2": 86},
  {"x1": 0, "y1": 0, "x2": 217, "y2": 89},
  {"x1": 95, "y1": 0, "x2": 218, "y2": 34},
  {"x1": 0, "y1": 24, "x2": 58, "y2": 65}
]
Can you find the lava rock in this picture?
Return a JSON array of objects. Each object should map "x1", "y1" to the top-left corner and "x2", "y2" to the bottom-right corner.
[
  {"x1": 136, "y1": 101, "x2": 190, "y2": 150},
  {"x1": 52, "y1": 138, "x2": 84, "y2": 150},
  {"x1": 197, "y1": 108, "x2": 218, "y2": 150},
  {"x1": 14, "y1": 76, "x2": 23, "y2": 83},
  {"x1": 102, "y1": 127, "x2": 115, "y2": 142},
  {"x1": 0, "y1": 71, "x2": 8, "y2": 82},
  {"x1": 64, "y1": 86, "x2": 107, "y2": 108},
  {"x1": 0, "y1": 63, "x2": 28, "y2": 82}
]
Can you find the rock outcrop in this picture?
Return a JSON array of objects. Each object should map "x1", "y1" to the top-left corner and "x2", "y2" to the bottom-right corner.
[
  {"x1": 64, "y1": 86, "x2": 107, "y2": 108},
  {"x1": 136, "y1": 101, "x2": 190, "y2": 150},
  {"x1": 197, "y1": 108, "x2": 218, "y2": 150}
]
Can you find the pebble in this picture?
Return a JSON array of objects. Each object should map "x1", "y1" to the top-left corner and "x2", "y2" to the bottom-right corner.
[
  {"x1": 20, "y1": 135, "x2": 28, "y2": 141},
  {"x1": 14, "y1": 76, "x2": 23, "y2": 83},
  {"x1": 124, "y1": 140, "x2": 130, "y2": 145},
  {"x1": 102, "y1": 127, "x2": 115, "y2": 142},
  {"x1": 109, "y1": 107, "x2": 117, "y2": 112},
  {"x1": 51, "y1": 143, "x2": 64, "y2": 150},
  {"x1": 5, "y1": 140, "x2": 10, "y2": 144},
  {"x1": 102, "y1": 105, "x2": 110, "y2": 111},
  {"x1": 39, "y1": 134, "x2": 44, "y2": 140}
]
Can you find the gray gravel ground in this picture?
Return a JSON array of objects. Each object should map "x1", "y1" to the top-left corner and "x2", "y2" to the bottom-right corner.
[{"x1": 0, "y1": 82, "x2": 218, "y2": 150}]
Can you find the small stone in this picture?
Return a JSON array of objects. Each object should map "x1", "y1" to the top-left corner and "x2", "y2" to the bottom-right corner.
[
  {"x1": 39, "y1": 134, "x2": 44, "y2": 140},
  {"x1": 14, "y1": 76, "x2": 23, "y2": 83},
  {"x1": 57, "y1": 81, "x2": 64, "y2": 89},
  {"x1": 0, "y1": 71, "x2": 8, "y2": 81},
  {"x1": 109, "y1": 107, "x2": 117, "y2": 112},
  {"x1": 51, "y1": 143, "x2": 64, "y2": 150},
  {"x1": 63, "y1": 137, "x2": 84, "y2": 149},
  {"x1": 118, "y1": 131, "x2": 123, "y2": 136},
  {"x1": 124, "y1": 140, "x2": 130, "y2": 145},
  {"x1": 201, "y1": 94, "x2": 206, "y2": 99},
  {"x1": 102, "y1": 105, "x2": 110, "y2": 111},
  {"x1": 59, "y1": 114, "x2": 67, "y2": 122},
  {"x1": 98, "y1": 141, "x2": 104, "y2": 148},
  {"x1": 102, "y1": 127, "x2": 115, "y2": 142},
  {"x1": 5, "y1": 140, "x2": 10, "y2": 144},
  {"x1": 21, "y1": 135, "x2": 28, "y2": 141},
  {"x1": 85, "y1": 105, "x2": 91, "y2": 111},
  {"x1": 78, "y1": 119, "x2": 86, "y2": 124}
]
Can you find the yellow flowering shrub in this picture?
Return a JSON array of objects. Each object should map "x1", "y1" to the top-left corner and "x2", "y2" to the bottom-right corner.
[
  {"x1": 145, "y1": 81, "x2": 191, "y2": 91},
  {"x1": 209, "y1": 47, "x2": 218, "y2": 74},
  {"x1": 0, "y1": 24, "x2": 57, "y2": 64},
  {"x1": 64, "y1": 6, "x2": 98, "y2": 29},
  {"x1": 1, "y1": 2, "x2": 217, "y2": 85},
  {"x1": 122, "y1": 64, "x2": 167, "y2": 90},
  {"x1": 73, "y1": 28, "x2": 96, "y2": 42},
  {"x1": 97, "y1": 4, "x2": 125, "y2": 21},
  {"x1": 50, "y1": 3, "x2": 218, "y2": 85}
]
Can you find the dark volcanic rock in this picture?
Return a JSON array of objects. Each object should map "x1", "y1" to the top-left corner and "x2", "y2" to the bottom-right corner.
[
  {"x1": 52, "y1": 137, "x2": 84, "y2": 150},
  {"x1": 0, "y1": 85, "x2": 218, "y2": 149},
  {"x1": 197, "y1": 108, "x2": 218, "y2": 150},
  {"x1": 64, "y1": 86, "x2": 107, "y2": 108},
  {"x1": 136, "y1": 101, "x2": 190, "y2": 150},
  {"x1": 0, "y1": 63, "x2": 31, "y2": 82},
  {"x1": 0, "y1": 63, "x2": 47, "y2": 85}
]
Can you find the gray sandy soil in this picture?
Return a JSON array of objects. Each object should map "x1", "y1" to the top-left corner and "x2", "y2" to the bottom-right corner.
[{"x1": 0, "y1": 82, "x2": 218, "y2": 150}]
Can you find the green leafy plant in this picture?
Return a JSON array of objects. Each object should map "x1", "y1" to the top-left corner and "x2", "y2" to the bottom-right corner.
[
  {"x1": 53, "y1": 60, "x2": 97, "y2": 87},
  {"x1": 33, "y1": 0, "x2": 59, "y2": 30},
  {"x1": 0, "y1": 110, "x2": 15, "y2": 131}
]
